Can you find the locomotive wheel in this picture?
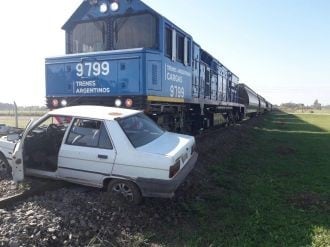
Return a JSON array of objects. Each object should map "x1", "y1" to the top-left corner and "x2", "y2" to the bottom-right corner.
[{"x1": 107, "y1": 179, "x2": 142, "y2": 205}]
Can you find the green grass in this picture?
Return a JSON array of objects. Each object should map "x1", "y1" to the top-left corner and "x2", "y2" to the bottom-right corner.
[
  {"x1": 0, "y1": 112, "x2": 46, "y2": 128},
  {"x1": 156, "y1": 112, "x2": 330, "y2": 246},
  {"x1": 0, "y1": 110, "x2": 46, "y2": 116},
  {"x1": 282, "y1": 108, "x2": 330, "y2": 115},
  {"x1": 0, "y1": 116, "x2": 38, "y2": 128}
]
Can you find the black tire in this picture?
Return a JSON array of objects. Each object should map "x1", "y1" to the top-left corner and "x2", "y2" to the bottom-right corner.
[
  {"x1": 0, "y1": 153, "x2": 11, "y2": 178},
  {"x1": 107, "y1": 179, "x2": 142, "y2": 205}
]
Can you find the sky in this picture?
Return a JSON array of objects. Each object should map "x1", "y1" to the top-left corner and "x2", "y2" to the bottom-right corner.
[{"x1": 0, "y1": 0, "x2": 329, "y2": 106}]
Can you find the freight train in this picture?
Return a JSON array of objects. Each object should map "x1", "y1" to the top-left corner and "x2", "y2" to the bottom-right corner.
[{"x1": 45, "y1": 0, "x2": 271, "y2": 133}]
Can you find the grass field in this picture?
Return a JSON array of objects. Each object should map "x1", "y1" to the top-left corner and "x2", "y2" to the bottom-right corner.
[
  {"x1": 0, "y1": 116, "x2": 37, "y2": 129},
  {"x1": 155, "y1": 112, "x2": 330, "y2": 246},
  {"x1": 0, "y1": 111, "x2": 46, "y2": 129},
  {"x1": 282, "y1": 108, "x2": 330, "y2": 115}
]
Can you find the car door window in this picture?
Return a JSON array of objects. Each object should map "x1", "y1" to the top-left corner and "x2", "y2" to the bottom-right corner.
[
  {"x1": 66, "y1": 118, "x2": 113, "y2": 149},
  {"x1": 98, "y1": 124, "x2": 113, "y2": 149}
]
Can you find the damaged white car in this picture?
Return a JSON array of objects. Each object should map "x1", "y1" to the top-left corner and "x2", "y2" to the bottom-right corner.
[{"x1": 0, "y1": 106, "x2": 198, "y2": 204}]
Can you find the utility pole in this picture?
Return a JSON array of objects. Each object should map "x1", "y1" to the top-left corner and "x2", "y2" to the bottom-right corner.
[{"x1": 13, "y1": 101, "x2": 18, "y2": 128}]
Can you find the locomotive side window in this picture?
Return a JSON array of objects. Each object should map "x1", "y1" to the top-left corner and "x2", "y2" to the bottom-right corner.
[
  {"x1": 113, "y1": 13, "x2": 157, "y2": 50},
  {"x1": 71, "y1": 21, "x2": 108, "y2": 53},
  {"x1": 165, "y1": 27, "x2": 172, "y2": 58},
  {"x1": 176, "y1": 32, "x2": 185, "y2": 63},
  {"x1": 184, "y1": 37, "x2": 191, "y2": 66}
]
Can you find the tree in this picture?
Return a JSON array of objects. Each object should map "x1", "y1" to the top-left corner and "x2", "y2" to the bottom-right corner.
[{"x1": 313, "y1": 99, "x2": 322, "y2": 110}]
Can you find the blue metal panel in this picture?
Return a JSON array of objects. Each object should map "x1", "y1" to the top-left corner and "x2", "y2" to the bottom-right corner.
[
  {"x1": 118, "y1": 58, "x2": 141, "y2": 93},
  {"x1": 160, "y1": 57, "x2": 193, "y2": 100},
  {"x1": 46, "y1": 50, "x2": 143, "y2": 97}
]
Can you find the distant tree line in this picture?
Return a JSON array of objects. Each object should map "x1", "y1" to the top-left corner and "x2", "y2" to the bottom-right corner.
[
  {"x1": 0, "y1": 102, "x2": 14, "y2": 111},
  {"x1": 0, "y1": 103, "x2": 47, "y2": 116},
  {"x1": 280, "y1": 99, "x2": 329, "y2": 111},
  {"x1": 0, "y1": 102, "x2": 47, "y2": 111}
]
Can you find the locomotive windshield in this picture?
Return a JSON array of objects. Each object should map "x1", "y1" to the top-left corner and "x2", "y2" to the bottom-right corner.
[
  {"x1": 68, "y1": 13, "x2": 157, "y2": 54},
  {"x1": 113, "y1": 13, "x2": 157, "y2": 50},
  {"x1": 72, "y1": 21, "x2": 108, "y2": 53}
]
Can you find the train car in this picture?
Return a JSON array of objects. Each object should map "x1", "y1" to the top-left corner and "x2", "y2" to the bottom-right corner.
[
  {"x1": 258, "y1": 95, "x2": 267, "y2": 114},
  {"x1": 236, "y1": 83, "x2": 259, "y2": 117},
  {"x1": 45, "y1": 0, "x2": 245, "y2": 133},
  {"x1": 265, "y1": 101, "x2": 272, "y2": 112}
]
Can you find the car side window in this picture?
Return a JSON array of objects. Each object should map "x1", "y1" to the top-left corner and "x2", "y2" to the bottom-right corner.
[
  {"x1": 66, "y1": 118, "x2": 113, "y2": 149},
  {"x1": 98, "y1": 123, "x2": 113, "y2": 149}
]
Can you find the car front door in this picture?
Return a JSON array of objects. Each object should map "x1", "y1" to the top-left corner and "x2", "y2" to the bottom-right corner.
[
  {"x1": 58, "y1": 118, "x2": 116, "y2": 187},
  {"x1": 11, "y1": 119, "x2": 35, "y2": 182}
]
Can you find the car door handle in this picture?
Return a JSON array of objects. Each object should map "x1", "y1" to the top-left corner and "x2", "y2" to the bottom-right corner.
[{"x1": 98, "y1": 154, "x2": 108, "y2": 159}]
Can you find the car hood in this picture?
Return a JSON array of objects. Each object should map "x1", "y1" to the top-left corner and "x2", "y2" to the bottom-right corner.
[{"x1": 136, "y1": 131, "x2": 194, "y2": 157}]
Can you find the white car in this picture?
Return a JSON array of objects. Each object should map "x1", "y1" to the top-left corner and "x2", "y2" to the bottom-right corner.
[
  {"x1": 0, "y1": 106, "x2": 198, "y2": 204},
  {"x1": 0, "y1": 124, "x2": 10, "y2": 135}
]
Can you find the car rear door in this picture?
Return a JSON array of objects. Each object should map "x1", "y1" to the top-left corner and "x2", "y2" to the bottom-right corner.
[{"x1": 58, "y1": 118, "x2": 116, "y2": 187}]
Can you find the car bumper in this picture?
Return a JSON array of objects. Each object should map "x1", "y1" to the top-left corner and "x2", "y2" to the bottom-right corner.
[{"x1": 136, "y1": 152, "x2": 198, "y2": 198}]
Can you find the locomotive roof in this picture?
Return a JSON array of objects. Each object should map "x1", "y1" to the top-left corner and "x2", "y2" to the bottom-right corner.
[
  {"x1": 49, "y1": 105, "x2": 141, "y2": 121},
  {"x1": 63, "y1": 0, "x2": 192, "y2": 38}
]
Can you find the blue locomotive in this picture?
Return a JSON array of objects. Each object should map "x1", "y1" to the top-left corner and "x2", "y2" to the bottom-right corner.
[{"x1": 46, "y1": 0, "x2": 270, "y2": 132}]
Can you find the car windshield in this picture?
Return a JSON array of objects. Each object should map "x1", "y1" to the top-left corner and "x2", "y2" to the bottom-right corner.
[{"x1": 117, "y1": 113, "x2": 164, "y2": 148}]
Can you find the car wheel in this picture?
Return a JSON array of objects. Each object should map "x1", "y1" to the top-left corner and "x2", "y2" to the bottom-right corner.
[
  {"x1": 107, "y1": 179, "x2": 142, "y2": 205},
  {"x1": 0, "y1": 154, "x2": 11, "y2": 178}
]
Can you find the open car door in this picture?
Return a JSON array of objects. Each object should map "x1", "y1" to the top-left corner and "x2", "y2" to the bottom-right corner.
[{"x1": 11, "y1": 119, "x2": 34, "y2": 182}]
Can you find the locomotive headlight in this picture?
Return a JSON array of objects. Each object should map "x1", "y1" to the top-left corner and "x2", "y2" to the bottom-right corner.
[
  {"x1": 99, "y1": 3, "x2": 108, "y2": 13},
  {"x1": 115, "y1": 99, "x2": 122, "y2": 107},
  {"x1": 110, "y1": 2, "x2": 119, "y2": 11},
  {"x1": 61, "y1": 99, "x2": 68, "y2": 107}
]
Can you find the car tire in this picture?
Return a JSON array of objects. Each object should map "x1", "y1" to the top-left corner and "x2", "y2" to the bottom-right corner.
[
  {"x1": 0, "y1": 153, "x2": 11, "y2": 178},
  {"x1": 107, "y1": 179, "x2": 142, "y2": 205}
]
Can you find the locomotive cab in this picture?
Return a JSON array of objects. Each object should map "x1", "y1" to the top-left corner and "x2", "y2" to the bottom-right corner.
[{"x1": 46, "y1": 0, "x2": 164, "y2": 110}]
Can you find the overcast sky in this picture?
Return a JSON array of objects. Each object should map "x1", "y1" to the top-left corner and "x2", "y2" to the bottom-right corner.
[{"x1": 0, "y1": 0, "x2": 329, "y2": 106}]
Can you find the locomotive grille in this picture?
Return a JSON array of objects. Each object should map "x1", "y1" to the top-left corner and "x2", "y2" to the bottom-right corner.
[{"x1": 152, "y1": 64, "x2": 158, "y2": 85}]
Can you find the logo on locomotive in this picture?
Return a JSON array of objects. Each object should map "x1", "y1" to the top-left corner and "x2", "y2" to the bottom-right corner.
[
  {"x1": 165, "y1": 64, "x2": 191, "y2": 98},
  {"x1": 74, "y1": 61, "x2": 111, "y2": 95}
]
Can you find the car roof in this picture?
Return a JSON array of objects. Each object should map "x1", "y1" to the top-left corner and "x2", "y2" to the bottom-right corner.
[{"x1": 49, "y1": 105, "x2": 141, "y2": 121}]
